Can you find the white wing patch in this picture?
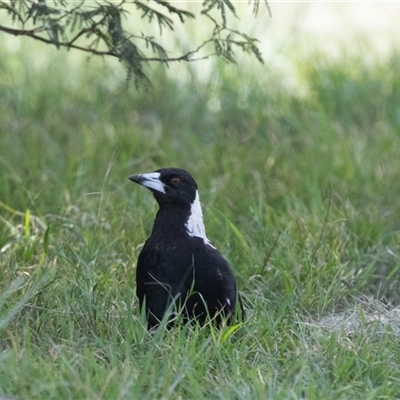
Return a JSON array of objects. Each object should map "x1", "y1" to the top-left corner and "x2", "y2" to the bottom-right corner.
[{"x1": 185, "y1": 191, "x2": 215, "y2": 248}]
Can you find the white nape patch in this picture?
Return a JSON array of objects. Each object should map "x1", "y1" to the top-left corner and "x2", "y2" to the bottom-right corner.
[
  {"x1": 185, "y1": 191, "x2": 214, "y2": 247},
  {"x1": 139, "y1": 172, "x2": 166, "y2": 194}
]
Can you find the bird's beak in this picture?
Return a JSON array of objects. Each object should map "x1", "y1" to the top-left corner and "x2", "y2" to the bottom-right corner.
[{"x1": 128, "y1": 172, "x2": 166, "y2": 194}]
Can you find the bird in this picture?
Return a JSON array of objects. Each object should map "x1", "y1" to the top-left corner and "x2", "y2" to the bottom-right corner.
[{"x1": 128, "y1": 167, "x2": 244, "y2": 329}]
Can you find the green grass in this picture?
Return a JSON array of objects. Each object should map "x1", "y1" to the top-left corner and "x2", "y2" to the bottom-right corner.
[{"x1": 1, "y1": 39, "x2": 400, "y2": 399}]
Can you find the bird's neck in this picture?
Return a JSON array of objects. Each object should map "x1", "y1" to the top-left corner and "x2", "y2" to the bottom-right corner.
[
  {"x1": 152, "y1": 191, "x2": 211, "y2": 244},
  {"x1": 152, "y1": 205, "x2": 191, "y2": 239}
]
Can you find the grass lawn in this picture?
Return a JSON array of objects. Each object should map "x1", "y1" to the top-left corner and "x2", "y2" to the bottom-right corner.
[{"x1": 1, "y1": 38, "x2": 400, "y2": 399}]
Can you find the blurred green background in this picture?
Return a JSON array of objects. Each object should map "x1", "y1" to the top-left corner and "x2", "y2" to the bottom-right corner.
[{"x1": 1, "y1": 3, "x2": 400, "y2": 399}]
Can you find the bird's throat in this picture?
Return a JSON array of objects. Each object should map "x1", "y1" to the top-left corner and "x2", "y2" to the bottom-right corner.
[{"x1": 152, "y1": 191, "x2": 212, "y2": 246}]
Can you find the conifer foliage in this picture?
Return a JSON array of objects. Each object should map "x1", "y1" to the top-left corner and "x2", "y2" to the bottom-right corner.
[{"x1": 0, "y1": 0, "x2": 267, "y2": 88}]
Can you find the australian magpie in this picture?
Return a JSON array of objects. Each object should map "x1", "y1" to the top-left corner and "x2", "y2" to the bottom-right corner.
[{"x1": 129, "y1": 167, "x2": 244, "y2": 329}]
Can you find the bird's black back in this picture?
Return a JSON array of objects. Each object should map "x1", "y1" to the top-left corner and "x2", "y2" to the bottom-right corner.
[
  {"x1": 130, "y1": 167, "x2": 244, "y2": 329},
  {"x1": 137, "y1": 211, "x2": 239, "y2": 328}
]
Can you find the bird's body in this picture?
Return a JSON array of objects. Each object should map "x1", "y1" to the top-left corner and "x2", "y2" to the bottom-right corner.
[{"x1": 129, "y1": 168, "x2": 243, "y2": 329}]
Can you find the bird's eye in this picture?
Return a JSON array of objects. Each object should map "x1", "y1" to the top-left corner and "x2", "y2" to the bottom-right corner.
[{"x1": 170, "y1": 177, "x2": 180, "y2": 186}]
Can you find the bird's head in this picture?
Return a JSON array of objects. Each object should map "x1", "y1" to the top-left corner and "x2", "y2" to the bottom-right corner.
[{"x1": 129, "y1": 167, "x2": 198, "y2": 207}]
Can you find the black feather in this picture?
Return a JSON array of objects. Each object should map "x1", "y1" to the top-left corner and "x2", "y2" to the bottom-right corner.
[{"x1": 129, "y1": 167, "x2": 244, "y2": 329}]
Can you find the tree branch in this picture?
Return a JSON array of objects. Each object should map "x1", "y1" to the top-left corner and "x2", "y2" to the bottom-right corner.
[
  {"x1": 0, "y1": 23, "x2": 218, "y2": 63},
  {"x1": 0, "y1": 0, "x2": 268, "y2": 88}
]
